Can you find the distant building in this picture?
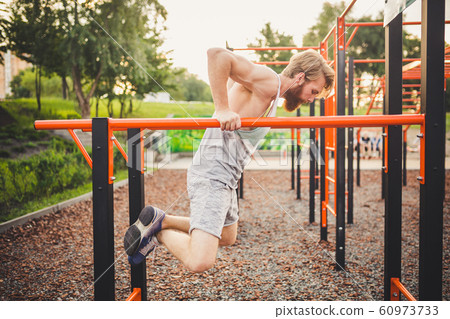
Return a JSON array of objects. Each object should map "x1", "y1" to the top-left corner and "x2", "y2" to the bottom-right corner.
[
  {"x1": 143, "y1": 92, "x2": 171, "y2": 103},
  {"x1": 0, "y1": 50, "x2": 32, "y2": 99}
]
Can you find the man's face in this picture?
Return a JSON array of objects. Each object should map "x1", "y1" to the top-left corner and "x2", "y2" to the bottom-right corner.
[{"x1": 283, "y1": 75, "x2": 327, "y2": 112}]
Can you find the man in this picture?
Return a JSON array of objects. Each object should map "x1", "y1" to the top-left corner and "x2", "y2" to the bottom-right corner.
[{"x1": 124, "y1": 48, "x2": 335, "y2": 273}]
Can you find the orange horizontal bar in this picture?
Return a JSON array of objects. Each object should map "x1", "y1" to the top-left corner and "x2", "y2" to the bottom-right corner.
[
  {"x1": 352, "y1": 58, "x2": 419, "y2": 64},
  {"x1": 391, "y1": 278, "x2": 417, "y2": 301},
  {"x1": 346, "y1": 20, "x2": 450, "y2": 27},
  {"x1": 35, "y1": 114, "x2": 424, "y2": 131},
  {"x1": 68, "y1": 129, "x2": 92, "y2": 169},
  {"x1": 35, "y1": 119, "x2": 92, "y2": 130},
  {"x1": 126, "y1": 288, "x2": 141, "y2": 301},
  {"x1": 233, "y1": 46, "x2": 319, "y2": 51}
]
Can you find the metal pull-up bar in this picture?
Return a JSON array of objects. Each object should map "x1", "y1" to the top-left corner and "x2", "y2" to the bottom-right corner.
[{"x1": 35, "y1": 114, "x2": 424, "y2": 131}]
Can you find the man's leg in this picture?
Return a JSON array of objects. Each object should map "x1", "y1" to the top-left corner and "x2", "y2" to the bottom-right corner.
[
  {"x1": 157, "y1": 228, "x2": 219, "y2": 273},
  {"x1": 156, "y1": 221, "x2": 238, "y2": 272},
  {"x1": 161, "y1": 215, "x2": 190, "y2": 233},
  {"x1": 219, "y1": 222, "x2": 237, "y2": 246}
]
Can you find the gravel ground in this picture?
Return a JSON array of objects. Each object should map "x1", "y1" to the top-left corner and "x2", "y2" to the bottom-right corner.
[{"x1": 0, "y1": 169, "x2": 448, "y2": 301}]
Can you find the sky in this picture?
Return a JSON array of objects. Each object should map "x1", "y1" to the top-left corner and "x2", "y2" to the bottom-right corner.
[{"x1": 158, "y1": 0, "x2": 450, "y2": 82}]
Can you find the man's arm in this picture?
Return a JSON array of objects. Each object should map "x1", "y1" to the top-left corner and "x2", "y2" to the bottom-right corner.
[{"x1": 207, "y1": 47, "x2": 262, "y2": 131}]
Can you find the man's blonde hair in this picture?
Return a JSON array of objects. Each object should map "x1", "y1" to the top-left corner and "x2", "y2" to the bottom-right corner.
[{"x1": 281, "y1": 49, "x2": 335, "y2": 97}]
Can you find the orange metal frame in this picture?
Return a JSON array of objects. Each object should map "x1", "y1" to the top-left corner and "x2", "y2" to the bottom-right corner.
[
  {"x1": 35, "y1": 115, "x2": 425, "y2": 188},
  {"x1": 390, "y1": 278, "x2": 417, "y2": 301},
  {"x1": 126, "y1": 288, "x2": 142, "y2": 301}
]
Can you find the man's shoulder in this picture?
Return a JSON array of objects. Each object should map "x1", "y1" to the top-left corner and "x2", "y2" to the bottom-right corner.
[{"x1": 251, "y1": 66, "x2": 280, "y2": 99}]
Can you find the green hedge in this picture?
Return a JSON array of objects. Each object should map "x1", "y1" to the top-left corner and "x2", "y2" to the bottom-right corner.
[{"x1": 0, "y1": 137, "x2": 127, "y2": 221}]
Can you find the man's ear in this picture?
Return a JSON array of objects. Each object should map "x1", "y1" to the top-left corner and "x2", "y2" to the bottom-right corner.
[{"x1": 295, "y1": 72, "x2": 306, "y2": 85}]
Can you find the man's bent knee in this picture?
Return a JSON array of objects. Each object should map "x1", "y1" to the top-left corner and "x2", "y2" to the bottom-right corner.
[
  {"x1": 187, "y1": 259, "x2": 215, "y2": 273},
  {"x1": 219, "y1": 235, "x2": 236, "y2": 247}
]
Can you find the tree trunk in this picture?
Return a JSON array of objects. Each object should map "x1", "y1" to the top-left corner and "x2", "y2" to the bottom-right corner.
[
  {"x1": 62, "y1": 76, "x2": 67, "y2": 99},
  {"x1": 128, "y1": 98, "x2": 133, "y2": 114},
  {"x1": 95, "y1": 97, "x2": 99, "y2": 117},
  {"x1": 35, "y1": 65, "x2": 42, "y2": 112},
  {"x1": 120, "y1": 100, "x2": 124, "y2": 118},
  {"x1": 72, "y1": 64, "x2": 102, "y2": 119},
  {"x1": 107, "y1": 98, "x2": 113, "y2": 117}
]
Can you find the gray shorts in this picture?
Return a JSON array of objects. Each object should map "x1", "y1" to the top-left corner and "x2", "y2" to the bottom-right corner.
[{"x1": 187, "y1": 173, "x2": 239, "y2": 239}]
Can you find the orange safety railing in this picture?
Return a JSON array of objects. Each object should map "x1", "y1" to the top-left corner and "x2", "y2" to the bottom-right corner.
[
  {"x1": 126, "y1": 288, "x2": 142, "y2": 301},
  {"x1": 390, "y1": 278, "x2": 417, "y2": 301}
]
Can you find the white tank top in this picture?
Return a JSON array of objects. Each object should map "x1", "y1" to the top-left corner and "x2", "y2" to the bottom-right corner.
[{"x1": 188, "y1": 70, "x2": 281, "y2": 188}]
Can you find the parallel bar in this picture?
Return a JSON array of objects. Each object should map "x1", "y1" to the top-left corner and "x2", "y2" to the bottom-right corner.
[
  {"x1": 127, "y1": 129, "x2": 147, "y2": 301},
  {"x1": 419, "y1": 0, "x2": 444, "y2": 301},
  {"x1": 384, "y1": 14, "x2": 403, "y2": 301},
  {"x1": 309, "y1": 100, "x2": 316, "y2": 223},
  {"x1": 296, "y1": 108, "x2": 301, "y2": 200},
  {"x1": 335, "y1": 16, "x2": 346, "y2": 271},
  {"x1": 232, "y1": 46, "x2": 319, "y2": 51},
  {"x1": 35, "y1": 114, "x2": 424, "y2": 131},
  {"x1": 403, "y1": 130, "x2": 407, "y2": 186},
  {"x1": 347, "y1": 57, "x2": 354, "y2": 224},
  {"x1": 320, "y1": 99, "x2": 327, "y2": 241},
  {"x1": 239, "y1": 172, "x2": 244, "y2": 199},
  {"x1": 352, "y1": 58, "x2": 420, "y2": 64},
  {"x1": 291, "y1": 128, "x2": 295, "y2": 190},
  {"x1": 345, "y1": 20, "x2": 450, "y2": 27},
  {"x1": 356, "y1": 129, "x2": 361, "y2": 186},
  {"x1": 92, "y1": 118, "x2": 115, "y2": 301}
]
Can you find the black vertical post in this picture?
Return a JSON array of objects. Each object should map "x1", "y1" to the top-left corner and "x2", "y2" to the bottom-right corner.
[
  {"x1": 92, "y1": 117, "x2": 115, "y2": 301},
  {"x1": 419, "y1": 0, "x2": 444, "y2": 301},
  {"x1": 239, "y1": 173, "x2": 244, "y2": 199},
  {"x1": 320, "y1": 99, "x2": 327, "y2": 241},
  {"x1": 309, "y1": 100, "x2": 315, "y2": 224},
  {"x1": 347, "y1": 57, "x2": 354, "y2": 225},
  {"x1": 356, "y1": 135, "x2": 360, "y2": 186},
  {"x1": 382, "y1": 98, "x2": 386, "y2": 200},
  {"x1": 127, "y1": 128, "x2": 147, "y2": 301},
  {"x1": 384, "y1": 14, "x2": 403, "y2": 301},
  {"x1": 403, "y1": 132, "x2": 407, "y2": 186},
  {"x1": 335, "y1": 17, "x2": 346, "y2": 271},
  {"x1": 296, "y1": 108, "x2": 301, "y2": 200},
  {"x1": 291, "y1": 132, "x2": 295, "y2": 190}
]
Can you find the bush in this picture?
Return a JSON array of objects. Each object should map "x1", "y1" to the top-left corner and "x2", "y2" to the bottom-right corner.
[
  {"x1": 0, "y1": 135, "x2": 129, "y2": 220},
  {"x1": 0, "y1": 146, "x2": 91, "y2": 215}
]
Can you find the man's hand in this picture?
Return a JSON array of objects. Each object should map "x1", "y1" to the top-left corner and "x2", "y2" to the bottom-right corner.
[{"x1": 216, "y1": 109, "x2": 241, "y2": 131}]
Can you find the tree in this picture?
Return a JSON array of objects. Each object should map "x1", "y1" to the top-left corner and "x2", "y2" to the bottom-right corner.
[
  {"x1": 248, "y1": 22, "x2": 297, "y2": 74},
  {"x1": 302, "y1": 0, "x2": 348, "y2": 60},
  {"x1": 166, "y1": 68, "x2": 212, "y2": 102},
  {"x1": 2, "y1": 0, "x2": 170, "y2": 118},
  {"x1": 3, "y1": 0, "x2": 63, "y2": 111}
]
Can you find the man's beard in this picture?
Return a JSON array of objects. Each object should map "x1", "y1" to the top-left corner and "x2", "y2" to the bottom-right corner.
[{"x1": 282, "y1": 84, "x2": 307, "y2": 112}]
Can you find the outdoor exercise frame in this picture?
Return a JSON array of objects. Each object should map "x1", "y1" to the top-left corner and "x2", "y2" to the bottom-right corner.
[
  {"x1": 33, "y1": 0, "x2": 444, "y2": 302},
  {"x1": 35, "y1": 114, "x2": 425, "y2": 301}
]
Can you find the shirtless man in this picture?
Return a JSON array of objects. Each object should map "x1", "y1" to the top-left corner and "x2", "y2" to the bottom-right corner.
[{"x1": 124, "y1": 48, "x2": 335, "y2": 273}]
